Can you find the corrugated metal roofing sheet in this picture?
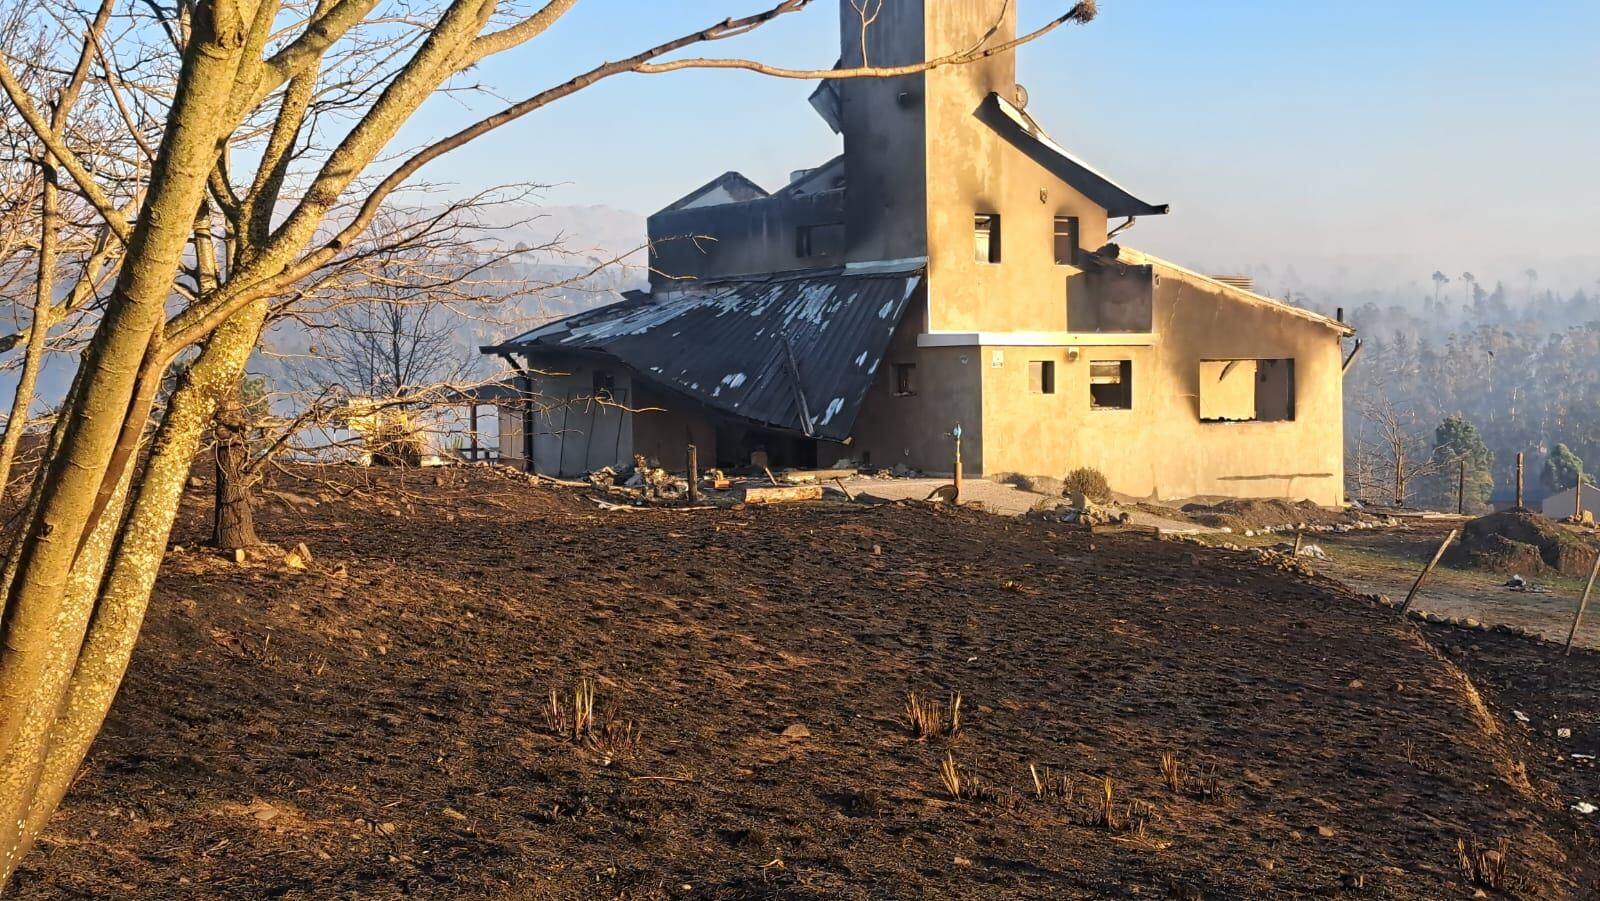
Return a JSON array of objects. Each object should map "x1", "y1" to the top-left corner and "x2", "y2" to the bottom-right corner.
[{"x1": 488, "y1": 265, "x2": 923, "y2": 441}]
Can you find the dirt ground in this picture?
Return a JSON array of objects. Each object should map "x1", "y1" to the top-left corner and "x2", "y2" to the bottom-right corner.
[
  {"x1": 1266, "y1": 525, "x2": 1600, "y2": 652},
  {"x1": 9, "y1": 466, "x2": 1599, "y2": 899}
]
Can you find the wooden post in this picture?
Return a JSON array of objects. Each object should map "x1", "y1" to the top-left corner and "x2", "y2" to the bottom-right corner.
[
  {"x1": 1398, "y1": 529, "x2": 1458, "y2": 617},
  {"x1": 1457, "y1": 461, "x2": 1466, "y2": 516},
  {"x1": 1292, "y1": 532, "x2": 1304, "y2": 556},
  {"x1": 1565, "y1": 552, "x2": 1600, "y2": 655},
  {"x1": 687, "y1": 444, "x2": 700, "y2": 502},
  {"x1": 1516, "y1": 453, "x2": 1525, "y2": 509},
  {"x1": 468, "y1": 403, "x2": 479, "y2": 463},
  {"x1": 952, "y1": 424, "x2": 963, "y2": 505},
  {"x1": 1577, "y1": 469, "x2": 1586, "y2": 520}
]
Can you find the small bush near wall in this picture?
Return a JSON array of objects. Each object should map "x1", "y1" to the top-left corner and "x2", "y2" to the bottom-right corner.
[{"x1": 1061, "y1": 468, "x2": 1113, "y2": 504}]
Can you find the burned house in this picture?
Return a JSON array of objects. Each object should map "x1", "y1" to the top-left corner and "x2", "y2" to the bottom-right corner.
[{"x1": 483, "y1": 0, "x2": 1353, "y2": 505}]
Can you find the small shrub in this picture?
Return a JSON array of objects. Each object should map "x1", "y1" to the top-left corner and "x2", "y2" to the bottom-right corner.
[
  {"x1": 1003, "y1": 472, "x2": 1065, "y2": 496},
  {"x1": 1061, "y1": 467, "x2": 1112, "y2": 504}
]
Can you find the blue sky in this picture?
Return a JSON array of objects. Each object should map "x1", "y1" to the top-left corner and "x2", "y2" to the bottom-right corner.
[{"x1": 396, "y1": 0, "x2": 1600, "y2": 288}]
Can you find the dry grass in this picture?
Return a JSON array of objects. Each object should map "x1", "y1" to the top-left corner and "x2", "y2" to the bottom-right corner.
[
  {"x1": 583, "y1": 717, "x2": 643, "y2": 764},
  {"x1": 1458, "y1": 837, "x2": 1518, "y2": 891},
  {"x1": 542, "y1": 678, "x2": 639, "y2": 761},
  {"x1": 1097, "y1": 776, "x2": 1118, "y2": 830},
  {"x1": 1028, "y1": 763, "x2": 1074, "y2": 804},
  {"x1": 905, "y1": 690, "x2": 962, "y2": 741},
  {"x1": 573, "y1": 677, "x2": 596, "y2": 737},
  {"x1": 542, "y1": 688, "x2": 568, "y2": 736},
  {"x1": 1124, "y1": 799, "x2": 1156, "y2": 841},
  {"x1": 937, "y1": 753, "x2": 1011, "y2": 806},
  {"x1": 1159, "y1": 751, "x2": 1183, "y2": 793},
  {"x1": 939, "y1": 753, "x2": 964, "y2": 800},
  {"x1": 1187, "y1": 764, "x2": 1226, "y2": 803}
]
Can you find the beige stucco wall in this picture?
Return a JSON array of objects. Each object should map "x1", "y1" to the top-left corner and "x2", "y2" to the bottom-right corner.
[
  {"x1": 922, "y1": 1, "x2": 1111, "y2": 334},
  {"x1": 846, "y1": 2, "x2": 1346, "y2": 505},
  {"x1": 974, "y1": 269, "x2": 1347, "y2": 505}
]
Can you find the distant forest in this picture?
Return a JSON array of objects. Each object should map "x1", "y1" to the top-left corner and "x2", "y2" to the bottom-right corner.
[{"x1": 1332, "y1": 273, "x2": 1600, "y2": 511}]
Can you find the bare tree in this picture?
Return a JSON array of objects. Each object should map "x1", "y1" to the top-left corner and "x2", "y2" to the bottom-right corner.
[
  {"x1": 1351, "y1": 391, "x2": 1446, "y2": 507},
  {"x1": 0, "y1": 0, "x2": 1100, "y2": 884},
  {"x1": 314, "y1": 250, "x2": 481, "y2": 398}
]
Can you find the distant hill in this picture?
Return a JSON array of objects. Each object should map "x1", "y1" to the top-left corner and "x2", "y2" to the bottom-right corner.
[
  {"x1": 0, "y1": 203, "x2": 652, "y2": 411},
  {"x1": 455, "y1": 202, "x2": 647, "y2": 265}
]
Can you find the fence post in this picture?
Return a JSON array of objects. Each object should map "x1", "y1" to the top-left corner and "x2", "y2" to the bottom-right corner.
[
  {"x1": 1516, "y1": 453, "x2": 1525, "y2": 509},
  {"x1": 1398, "y1": 529, "x2": 1459, "y2": 618},
  {"x1": 687, "y1": 444, "x2": 700, "y2": 502},
  {"x1": 1565, "y1": 553, "x2": 1600, "y2": 655},
  {"x1": 1458, "y1": 461, "x2": 1466, "y2": 516},
  {"x1": 952, "y1": 425, "x2": 963, "y2": 505}
]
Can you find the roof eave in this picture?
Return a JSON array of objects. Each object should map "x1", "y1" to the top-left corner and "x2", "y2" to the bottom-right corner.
[
  {"x1": 979, "y1": 93, "x2": 1169, "y2": 221},
  {"x1": 1121, "y1": 247, "x2": 1356, "y2": 336}
]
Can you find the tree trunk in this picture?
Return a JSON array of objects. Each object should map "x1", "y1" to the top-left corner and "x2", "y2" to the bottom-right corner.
[
  {"x1": 6, "y1": 300, "x2": 268, "y2": 880},
  {"x1": 211, "y1": 397, "x2": 258, "y2": 551},
  {"x1": 0, "y1": 13, "x2": 272, "y2": 877}
]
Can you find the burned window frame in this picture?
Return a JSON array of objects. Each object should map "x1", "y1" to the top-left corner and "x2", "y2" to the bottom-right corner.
[
  {"x1": 1053, "y1": 215, "x2": 1080, "y2": 266},
  {"x1": 1088, "y1": 359, "x2": 1132, "y2": 410},
  {"x1": 1198, "y1": 358, "x2": 1297, "y2": 423},
  {"x1": 1029, "y1": 360, "x2": 1056, "y2": 395},
  {"x1": 893, "y1": 362, "x2": 916, "y2": 397},
  {"x1": 795, "y1": 222, "x2": 845, "y2": 259},
  {"x1": 974, "y1": 213, "x2": 1002, "y2": 264}
]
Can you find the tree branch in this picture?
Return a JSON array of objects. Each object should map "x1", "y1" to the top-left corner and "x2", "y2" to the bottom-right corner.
[{"x1": 0, "y1": 57, "x2": 129, "y2": 242}]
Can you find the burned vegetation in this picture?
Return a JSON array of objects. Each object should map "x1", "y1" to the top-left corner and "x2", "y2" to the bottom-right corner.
[{"x1": 8, "y1": 465, "x2": 1598, "y2": 899}]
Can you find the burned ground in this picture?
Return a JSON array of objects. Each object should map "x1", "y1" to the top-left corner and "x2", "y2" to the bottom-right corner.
[
  {"x1": 1427, "y1": 623, "x2": 1600, "y2": 838},
  {"x1": 9, "y1": 466, "x2": 1598, "y2": 899}
]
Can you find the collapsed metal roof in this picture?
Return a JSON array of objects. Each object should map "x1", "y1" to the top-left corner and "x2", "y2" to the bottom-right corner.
[{"x1": 483, "y1": 264, "x2": 924, "y2": 441}]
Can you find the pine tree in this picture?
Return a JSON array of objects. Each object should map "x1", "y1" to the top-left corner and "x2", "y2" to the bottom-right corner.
[
  {"x1": 1542, "y1": 444, "x2": 1588, "y2": 494},
  {"x1": 1423, "y1": 415, "x2": 1493, "y2": 512}
]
